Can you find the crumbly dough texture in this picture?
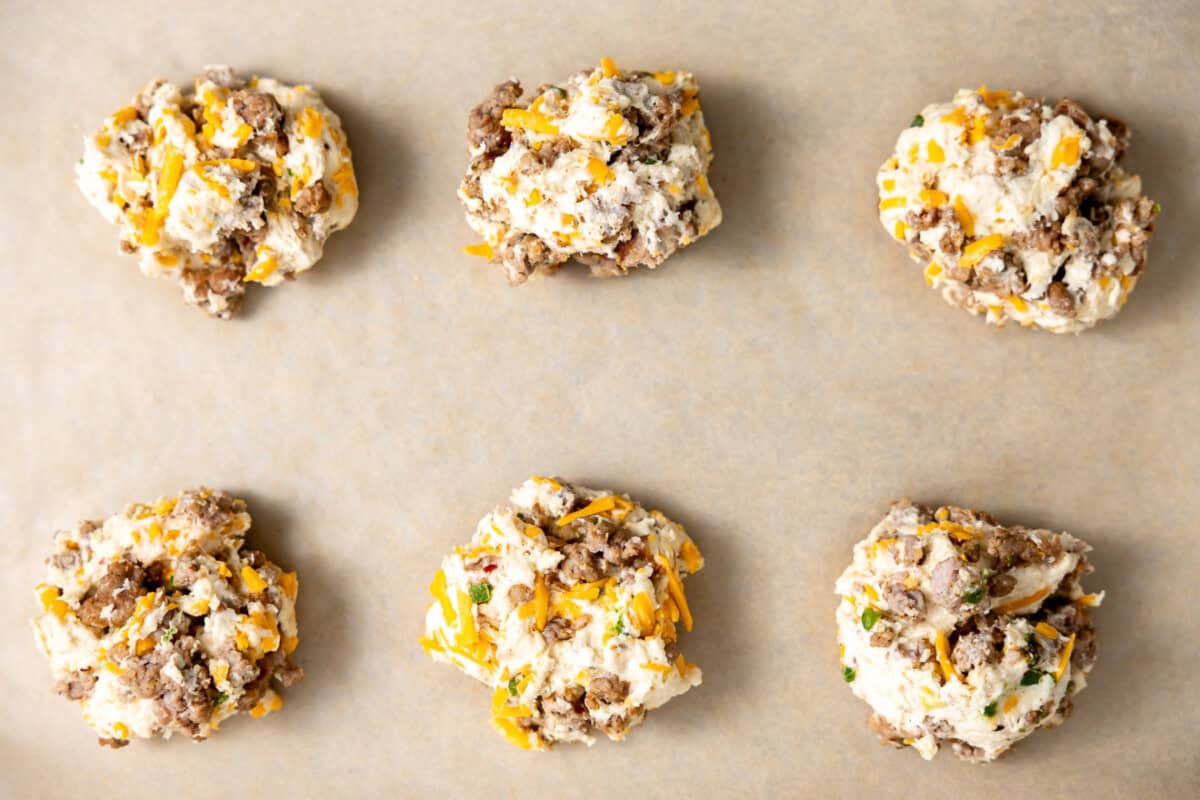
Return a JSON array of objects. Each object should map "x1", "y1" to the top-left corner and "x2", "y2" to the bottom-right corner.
[
  {"x1": 877, "y1": 87, "x2": 1157, "y2": 333},
  {"x1": 422, "y1": 477, "x2": 704, "y2": 749},
  {"x1": 77, "y1": 65, "x2": 358, "y2": 318},
  {"x1": 458, "y1": 59, "x2": 722, "y2": 284},
  {"x1": 835, "y1": 500, "x2": 1103, "y2": 762},
  {"x1": 31, "y1": 489, "x2": 302, "y2": 747}
]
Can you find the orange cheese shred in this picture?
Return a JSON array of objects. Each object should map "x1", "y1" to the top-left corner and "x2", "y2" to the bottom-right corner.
[
  {"x1": 952, "y1": 196, "x2": 976, "y2": 237},
  {"x1": 1050, "y1": 136, "x2": 1081, "y2": 169},
  {"x1": 918, "y1": 189, "x2": 948, "y2": 207},
  {"x1": 241, "y1": 565, "x2": 268, "y2": 593},
  {"x1": 1055, "y1": 633, "x2": 1076, "y2": 682},
  {"x1": 958, "y1": 233, "x2": 1004, "y2": 267},
  {"x1": 654, "y1": 555, "x2": 693, "y2": 632},
  {"x1": 533, "y1": 574, "x2": 548, "y2": 631},
  {"x1": 630, "y1": 591, "x2": 655, "y2": 636},
  {"x1": 992, "y1": 586, "x2": 1050, "y2": 615},
  {"x1": 1035, "y1": 622, "x2": 1060, "y2": 639},
  {"x1": 430, "y1": 569, "x2": 456, "y2": 624},
  {"x1": 556, "y1": 496, "x2": 622, "y2": 526},
  {"x1": 935, "y1": 631, "x2": 961, "y2": 683},
  {"x1": 501, "y1": 108, "x2": 560, "y2": 135}
]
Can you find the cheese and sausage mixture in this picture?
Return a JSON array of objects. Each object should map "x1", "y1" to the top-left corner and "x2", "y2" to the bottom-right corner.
[
  {"x1": 877, "y1": 88, "x2": 1158, "y2": 333},
  {"x1": 459, "y1": 58, "x2": 722, "y2": 284},
  {"x1": 421, "y1": 477, "x2": 704, "y2": 750},
  {"x1": 77, "y1": 65, "x2": 358, "y2": 318},
  {"x1": 30, "y1": 489, "x2": 302, "y2": 747},
  {"x1": 835, "y1": 500, "x2": 1103, "y2": 762}
]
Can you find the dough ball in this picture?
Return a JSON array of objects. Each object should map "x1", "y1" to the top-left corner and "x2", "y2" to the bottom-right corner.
[
  {"x1": 835, "y1": 500, "x2": 1102, "y2": 762},
  {"x1": 31, "y1": 489, "x2": 302, "y2": 746},
  {"x1": 459, "y1": 59, "x2": 722, "y2": 284},
  {"x1": 877, "y1": 87, "x2": 1157, "y2": 333},
  {"x1": 422, "y1": 476, "x2": 705, "y2": 749},
  {"x1": 77, "y1": 65, "x2": 358, "y2": 318}
]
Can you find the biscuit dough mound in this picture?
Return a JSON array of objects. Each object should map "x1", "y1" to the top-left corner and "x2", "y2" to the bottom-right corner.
[
  {"x1": 835, "y1": 500, "x2": 1103, "y2": 762},
  {"x1": 877, "y1": 87, "x2": 1157, "y2": 333},
  {"x1": 31, "y1": 489, "x2": 302, "y2": 747},
  {"x1": 421, "y1": 476, "x2": 705, "y2": 749},
  {"x1": 458, "y1": 58, "x2": 722, "y2": 284},
  {"x1": 77, "y1": 65, "x2": 358, "y2": 318}
]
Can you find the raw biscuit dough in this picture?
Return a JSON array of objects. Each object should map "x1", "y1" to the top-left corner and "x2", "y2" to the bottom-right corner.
[
  {"x1": 835, "y1": 500, "x2": 1103, "y2": 762},
  {"x1": 31, "y1": 489, "x2": 302, "y2": 746},
  {"x1": 877, "y1": 87, "x2": 1157, "y2": 333},
  {"x1": 77, "y1": 65, "x2": 358, "y2": 318},
  {"x1": 459, "y1": 59, "x2": 721, "y2": 283},
  {"x1": 422, "y1": 476, "x2": 705, "y2": 749}
]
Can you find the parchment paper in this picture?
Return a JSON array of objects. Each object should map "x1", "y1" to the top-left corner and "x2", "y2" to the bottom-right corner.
[{"x1": 1, "y1": 2, "x2": 1198, "y2": 797}]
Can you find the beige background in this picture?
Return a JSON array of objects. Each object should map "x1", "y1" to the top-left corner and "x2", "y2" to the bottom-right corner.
[{"x1": 1, "y1": 1, "x2": 1198, "y2": 797}]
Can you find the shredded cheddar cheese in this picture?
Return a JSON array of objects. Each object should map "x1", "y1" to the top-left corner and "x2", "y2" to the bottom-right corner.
[
  {"x1": 533, "y1": 573, "x2": 548, "y2": 631},
  {"x1": 430, "y1": 570, "x2": 457, "y2": 624},
  {"x1": 1055, "y1": 633, "x2": 1076, "y2": 682},
  {"x1": 679, "y1": 540, "x2": 704, "y2": 573},
  {"x1": 501, "y1": 108, "x2": 560, "y2": 135},
  {"x1": 586, "y1": 157, "x2": 614, "y2": 186},
  {"x1": 992, "y1": 587, "x2": 1050, "y2": 614},
  {"x1": 241, "y1": 565, "x2": 268, "y2": 593},
  {"x1": 935, "y1": 631, "x2": 961, "y2": 682},
  {"x1": 655, "y1": 556, "x2": 693, "y2": 632},
  {"x1": 919, "y1": 189, "x2": 948, "y2": 207},
  {"x1": 968, "y1": 114, "x2": 988, "y2": 145},
  {"x1": 1035, "y1": 622, "x2": 1059, "y2": 639},
  {"x1": 940, "y1": 106, "x2": 969, "y2": 126},
  {"x1": 630, "y1": 591, "x2": 655, "y2": 636},
  {"x1": 1050, "y1": 136, "x2": 1081, "y2": 170},
  {"x1": 556, "y1": 495, "x2": 630, "y2": 526},
  {"x1": 958, "y1": 233, "x2": 1004, "y2": 267},
  {"x1": 297, "y1": 106, "x2": 324, "y2": 139},
  {"x1": 952, "y1": 195, "x2": 975, "y2": 237}
]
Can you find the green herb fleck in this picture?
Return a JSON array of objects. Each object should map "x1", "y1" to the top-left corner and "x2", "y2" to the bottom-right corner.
[
  {"x1": 843, "y1": 666, "x2": 856, "y2": 683},
  {"x1": 215, "y1": 692, "x2": 229, "y2": 706},
  {"x1": 982, "y1": 701, "x2": 998, "y2": 718},
  {"x1": 644, "y1": 157, "x2": 658, "y2": 165},
  {"x1": 167, "y1": 575, "x2": 175, "y2": 589},
  {"x1": 610, "y1": 615, "x2": 625, "y2": 636},
  {"x1": 78, "y1": 158, "x2": 84, "y2": 165},
  {"x1": 1021, "y1": 669, "x2": 1043, "y2": 686},
  {"x1": 911, "y1": 114, "x2": 925, "y2": 128},
  {"x1": 507, "y1": 675, "x2": 519, "y2": 697},
  {"x1": 161, "y1": 625, "x2": 177, "y2": 643},
  {"x1": 962, "y1": 586, "x2": 985, "y2": 605},
  {"x1": 1023, "y1": 633, "x2": 1040, "y2": 665},
  {"x1": 861, "y1": 607, "x2": 881, "y2": 631},
  {"x1": 1152, "y1": 202, "x2": 1162, "y2": 215},
  {"x1": 468, "y1": 583, "x2": 492, "y2": 604}
]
